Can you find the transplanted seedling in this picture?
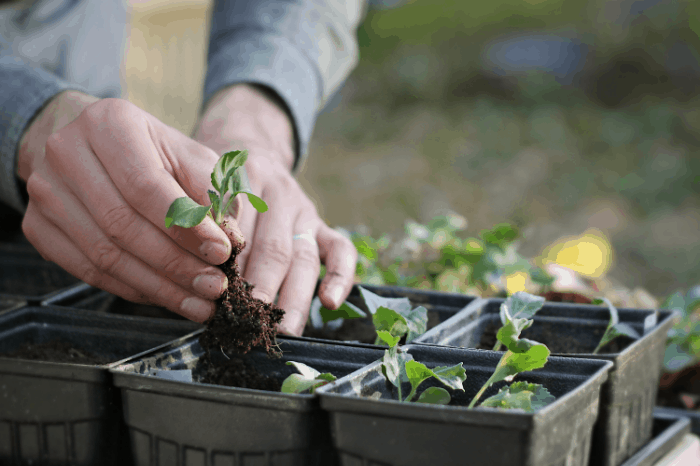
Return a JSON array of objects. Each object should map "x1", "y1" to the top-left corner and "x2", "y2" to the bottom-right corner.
[
  {"x1": 165, "y1": 150, "x2": 268, "y2": 228},
  {"x1": 280, "y1": 361, "x2": 336, "y2": 394},
  {"x1": 591, "y1": 298, "x2": 640, "y2": 354},
  {"x1": 309, "y1": 286, "x2": 428, "y2": 346}
]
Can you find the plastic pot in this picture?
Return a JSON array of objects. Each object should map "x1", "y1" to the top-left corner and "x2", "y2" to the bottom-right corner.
[
  {"x1": 0, "y1": 243, "x2": 83, "y2": 304},
  {"x1": 0, "y1": 297, "x2": 25, "y2": 315},
  {"x1": 109, "y1": 330, "x2": 385, "y2": 466},
  {"x1": 0, "y1": 305, "x2": 201, "y2": 466},
  {"x1": 317, "y1": 344, "x2": 613, "y2": 466},
  {"x1": 418, "y1": 298, "x2": 676, "y2": 466},
  {"x1": 653, "y1": 407, "x2": 700, "y2": 436},
  {"x1": 620, "y1": 411, "x2": 690, "y2": 466}
]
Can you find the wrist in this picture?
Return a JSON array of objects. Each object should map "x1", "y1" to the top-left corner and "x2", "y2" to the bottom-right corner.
[
  {"x1": 195, "y1": 84, "x2": 296, "y2": 171},
  {"x1": 18, "y1": 90, "x2": 99, "y2": 182}
]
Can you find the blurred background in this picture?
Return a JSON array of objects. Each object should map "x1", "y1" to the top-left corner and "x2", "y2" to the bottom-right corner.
[{"x1": 124, "y1": 0, "x2": 700, "y2": 299}]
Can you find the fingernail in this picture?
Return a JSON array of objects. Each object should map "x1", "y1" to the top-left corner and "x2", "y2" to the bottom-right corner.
[
  {"x1": 180, "y1": 297, "x2": 215, "y2": 322},
  {"x1": 328, "y1": 285, "x2": 344, "y2": 308},
  {"x1": 281, "y1": 309, "x2": 305, "y2": 336},
  {"x1": 193, "y1": 273, "x2": 227, "y2": 299},
  {"x1": 199, "y1": 240, "x2": 230, "y2": 262}
]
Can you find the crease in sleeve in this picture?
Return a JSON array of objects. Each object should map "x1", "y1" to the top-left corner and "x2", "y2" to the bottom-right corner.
[
  {"x1": 0, "y1": 55, "x2": 88, "y2": 213},
  {"x1": 202, "y1": 31, "x2": 323, "y2": 173}
]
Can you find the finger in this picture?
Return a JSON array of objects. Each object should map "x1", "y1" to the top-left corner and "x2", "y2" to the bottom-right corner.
[
  {"x1": 26, "y1": 172, "x2": 216, "y2": 322},
  {"x1": 29, "y1": 168, "x2": 228, "y2": 302},
  {"x1": 233, "y1": 198, "x2": 257, "y2": 272},
  {"x1": 22, "y1": 202, "x2": 150, "y2": 305},
  {"x1": 240, "y1": 182, "x2": 296, "y2": 305},
  {"x1": 317, "y1": 223, "x2": 358, "y2": 310},
  {"x1": 62, "y1": 102, "x2": 232, "y2": 264},
  {"x1": 276, "y1": 221, "x2": 321, "y2": 336}
]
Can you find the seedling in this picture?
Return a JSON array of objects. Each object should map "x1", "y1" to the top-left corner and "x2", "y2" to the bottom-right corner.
[
  {"x1": 664, "y1": 289, "x2": 700, "y2": 372},
  {"x1": 280, "y1": 361, "x2": 336, "y2": 394},
  {"x1": 468, "y1": 311, "x2": 553, "y2": 409},
  {"x1": 309, "y1": 286, "x2": 428, "y2": 346},
  {"x1": 591, "y1": 298, "x2": 640, "y2": 354},
  {"x1": 165, "y1": 150, "x2": 267, "y2": 228},
  {"x1": 492, "y1": 292, "x2": 546, "y2": 351}
]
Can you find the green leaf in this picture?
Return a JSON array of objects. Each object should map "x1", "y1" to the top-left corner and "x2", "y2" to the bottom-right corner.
[
  {"x1": 480, "y1": 382, "x2": 555, "y2": 412},
  {"x1": 280, "y1": 361, "x2": 336, "y2": 394},
  {"x1": 376, "y1": 329, "x2": 401, "y2": 348},
  {"x1": 593, "y1": 298, "x2": 640, "y2": 354},
  {"x1": 244, "y1": 193, "x2": 268, "y2": 213},
  {"x1": 207, "y1": 190, "x2": 220, "y2": 216},
  {"x1": 373, "y1": 307, "x2": 408, "y2": 342},
  {"x1": 500, "y1": 292, "x2": 545, "y2": 325},
  {"x1": 529, "y1": 267, "x2": 555, "y2": 287},
  {"x1": 663, "y1": 291, "x2": 688, "y2": 315},
  {"x1": 164, "y1": 197, "x2": 212, "y2": 228},
  {"x1": 496, "y1": 310, "x2": 535, "y2": 351},
  {"x1": 480, "y1": 223, "x2": 518, "y2": 250},
  {"x1": 490, "y1": 345, "x2": 550, "y2": 385},
  {"x1": 416, "y1": 387, "x2": 451, "y2": 404},
  {"x1": 319, "y1": 301, "x2": 367, "y2": 324},
  {"x1": 405, "y1": 360, "x2": 466, "y2": 392},
  {"x1": 211, "y1": 150, "x2": 248, "y2": 192},
  {"x1": 358, "y1": 286, "x2": 412, "y2": 315},
  {"x1": 381, "y1": 346, "x2": 413, "y2": 388},
  {"x1": 403, "y1": 306, "x2": 428, "y2": 343}
]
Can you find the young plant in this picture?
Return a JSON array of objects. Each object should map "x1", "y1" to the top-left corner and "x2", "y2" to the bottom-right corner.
[
  {"x1": 377, "y1": 330, "x2": 466, "y2": 404},
  {"x1": 280, "y1": 361, "x2": 336, "y2": 394},
  {"x1": 663, "y1": 289, "x2": 700, "y2": 372},
  {"x1": 308, "y1": 286, "x2": 428, "y2": 346},
  {"x1": 591, "y1": 298, "x2": 640, "y2": 354},
  {"x1": 469, "y1": 307, "x2": 553, "y2": 410},
  {"x1": 164, "y1": 150, "x2": 268, "y2": 228},
  {"x1": 492, "y1": 292, "x2": 546, "y2": 351}
]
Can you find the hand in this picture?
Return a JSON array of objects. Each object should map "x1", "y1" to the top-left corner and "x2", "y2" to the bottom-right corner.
[
  {"x1": 18, "y1": 91, "x2": 241, "y2": 322},
  {"x1": 194, "y1": 84, "x2": 357, "y2": 336}
]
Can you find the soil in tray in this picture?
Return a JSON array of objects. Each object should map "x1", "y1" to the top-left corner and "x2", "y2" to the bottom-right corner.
[
  {"x1": 0, "y1": 340, "x2": 112, "y2": 365},
  {"x1": 195, "y1": 353, "x2": 281, "y2": 392},
  {"x1": 476, "y1": 320, "x2": 635, "y2": 354}
]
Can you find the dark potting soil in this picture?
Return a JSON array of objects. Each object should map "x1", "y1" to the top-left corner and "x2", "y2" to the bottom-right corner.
[
  {"x1": 196, "y1": 353, "x2": 281, "y2": 392},
  {"x1": 0, "y1": 340, "x2": 112, "y2": 365},
  {"x1": 199, "y1": 237, "x2": 284, "y2": 357},
  {"x1": 476, "y1": 320, "x2": 634, "y2": 354}
]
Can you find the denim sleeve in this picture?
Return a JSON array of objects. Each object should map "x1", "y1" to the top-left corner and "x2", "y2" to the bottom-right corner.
[
  {"x1": 204, "y1": 0, "x2": 367, "y2": 171},
  {"x1": 0, "y1": 55, "x2": 88, "y2": 213}
]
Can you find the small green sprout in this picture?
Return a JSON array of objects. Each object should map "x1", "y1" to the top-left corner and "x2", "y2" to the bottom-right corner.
[
  {"x1": 379, "y1": 330, "x2": 466, "y2": 404},
  {"x1": 492, "y1": 292, "x2": 546, "y2": 351},
  {"x1": 280, "y1": 361, "x2": 336, "y2": 394},
  {"x1": 592, "y1": 298, "x2": 640, "y2": 354},
  {"x1": 164, "y1": 150, "x2": 267, "y2": 228},
  {"x1": 469, "y1": 311, "x2": 552, "y2": 409}
]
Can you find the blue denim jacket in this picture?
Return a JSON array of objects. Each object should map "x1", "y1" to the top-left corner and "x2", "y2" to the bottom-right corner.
[{"x1": 0, "y1": 0, "x2": 365, "y2": 212}]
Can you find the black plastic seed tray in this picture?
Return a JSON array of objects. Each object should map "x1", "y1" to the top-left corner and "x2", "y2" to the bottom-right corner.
[
  {"x1": 317, "y1": 344, "x2": 613, "y2": 466},
  {"x1": 0, "y1": 305, "x2": 201, "y2": 466},
  {"x1": 43, "y1": 283, "x2": 186, "y2": 319},
  {"x1": 418, "y1": 298, "x2": 676, "y2": 466},
  {"x1": 653, "y1": 406, "x2": 700, "y2": 436},
  {"x1": 620, "y1": 412, "x2": 690, "y2": 466},
  {"x1": 0, "y1": 242, "x2": 83, "y2": 304},
  {"x1": 110, "y1": 329, "x2": 385, "y2": 466},
  {"x1": 0, "y1": 296, "x2": 25, "y2": 315}
]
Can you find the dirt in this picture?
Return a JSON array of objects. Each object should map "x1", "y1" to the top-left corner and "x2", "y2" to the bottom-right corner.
[
  {"x1": 541, "y1": 292, "x2": 593, "y2": 304},
  {"x1": 196, "y1": 352, "x2": 281, "y2": 391},
  {"x1": 199, "y1": 237, "x2": 284, "y2": 357},
  {"x1": 0, "y1": 340, "x2": 112, "y2": 365},
  {"x1": 475, "y1": 320, "x2": 634, "y2": 354}
]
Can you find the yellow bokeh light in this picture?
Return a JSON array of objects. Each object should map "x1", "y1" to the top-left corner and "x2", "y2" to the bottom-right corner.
[
  {"x1": 505, "y1": 271, "x2": 530, "y2": 295},
  {"x1": 540, "y1": 229, "x2": 613, "y2": 278}
]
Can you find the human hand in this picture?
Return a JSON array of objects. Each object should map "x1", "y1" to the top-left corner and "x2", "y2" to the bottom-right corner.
[
  {"x1": 18, "y1": 91, "x2": 242, "y2": 322},
  {"x1": 194, "y1": 84, "x2": 357, "y2": 336}
]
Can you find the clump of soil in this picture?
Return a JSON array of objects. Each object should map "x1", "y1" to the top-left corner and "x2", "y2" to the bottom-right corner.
[
  {"x1": 1, "y1": 340, "x2": 111, "y2": 365},
  {"x1": 476, "y1": 320, "x2": 634, "y2": 354},
  {"x1": 199, "y1": 239, "x2": 285, "y2": 357},
  {"x1": 197, "y1": 353, "x2": 281, "y2": 391}
]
